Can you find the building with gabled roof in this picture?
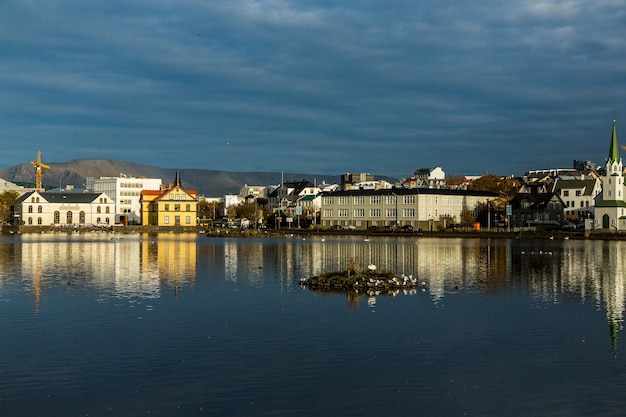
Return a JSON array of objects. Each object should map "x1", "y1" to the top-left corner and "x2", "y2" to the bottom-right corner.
[
  {"x1": 551, "y1": 176, "x2": 601, "y2": 219},
  {"x1": 140, "y1": 171, "x2": 198, "y2": 227},
  {"x1": 13, "y1": 190, "x2": 115, "y2": 226},
  {"x1": 509, "y1": 191, "x2": 565, "y2": 229}
]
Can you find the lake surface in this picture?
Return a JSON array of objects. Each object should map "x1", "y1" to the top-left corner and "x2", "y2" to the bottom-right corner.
[{"x1": 1, "y1": 233, "x2": 626, "y2": 416}]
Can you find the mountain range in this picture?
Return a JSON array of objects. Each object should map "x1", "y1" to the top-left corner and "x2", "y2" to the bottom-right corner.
[{"x1": 0, "y1": 159, "x2": 395, "y2": 196}]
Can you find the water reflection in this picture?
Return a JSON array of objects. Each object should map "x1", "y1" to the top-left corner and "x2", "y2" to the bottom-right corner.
[
  {"x1": 2, "y1": 235, "x2": 625, "y2": 348},
  {"x1": 1, "y1": 234, "x2": 197, "y2": 304}
]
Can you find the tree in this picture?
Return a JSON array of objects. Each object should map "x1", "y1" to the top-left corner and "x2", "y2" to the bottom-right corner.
[
  {"x1": 0, "y1": 191, "x2": 20, "y2": 224},
  {"x1": 468, "y1": 174, "x2": 519, "y2": 196},
  {"x1": 234, "y1": 202, "x2": 257, "y2": 220}
]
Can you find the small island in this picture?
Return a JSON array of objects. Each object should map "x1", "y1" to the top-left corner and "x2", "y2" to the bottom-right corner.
[{"x1": 299, "y1": 259, "x2": 423, "y2": 295}]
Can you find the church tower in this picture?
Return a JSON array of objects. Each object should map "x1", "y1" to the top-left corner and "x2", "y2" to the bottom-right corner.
[{"x1": 595, "y1": 119, "x2": 626, "y2": 230}]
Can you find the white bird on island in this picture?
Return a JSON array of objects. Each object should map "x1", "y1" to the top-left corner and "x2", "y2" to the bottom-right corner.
[{"x1": 367, "y1": 264, "x2": 377, "y2": 271}]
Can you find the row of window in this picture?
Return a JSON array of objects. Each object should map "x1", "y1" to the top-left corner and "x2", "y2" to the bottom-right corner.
[
  {"x1": 26, "y1": 216, "x2": 110, "y2": 225},
  {"x1": 322, "y1": 195, "x2": 466, "y2": 206},
  {"x1": 322, "y1": 208, "x2": 463, "y2": 219},
  {"x1": 163, "y1": 204, "x2": 192, "y2": 212},
  {"x1": 169, "y1": 194, "x2": 187, "y2": 200},
  {"x1": 163, "y1": 216, "x2": 192, "y2": 225},
  {"x1": 28, "y1": 205, "x2": 110, "y2": 213},
  {"x1": 565, "y1": 201, "x2": 590, "y2": 208},
  {"x1": 323, "y1": 208, "x2": 421, "y2": 218},
  {"x1": 561, "y1": 190, "x2": 584, "y2": 197}
]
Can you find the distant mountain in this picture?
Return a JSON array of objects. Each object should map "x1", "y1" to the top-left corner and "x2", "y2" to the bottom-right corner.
[{"x1": 0, "y1": 158, "x2": 395, "y2": 196}]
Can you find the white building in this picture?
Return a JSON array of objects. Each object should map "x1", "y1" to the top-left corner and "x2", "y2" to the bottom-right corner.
[
  {"x1": 13, "y1": 191, "x2": 115, "y2": 226},
  {"x1": 87, "y1": 175, "x2": 162, "y2": 224}
]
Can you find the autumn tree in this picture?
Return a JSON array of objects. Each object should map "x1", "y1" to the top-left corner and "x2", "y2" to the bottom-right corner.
[
  {"x1": 468, "y1": 175, "x2": 520, "y2": 221},
  {"x1": 197, "y1": 200, "x2": 223, "y2": 220},
  {"x1": 0, "y1": 190, "x2": 20, "y2": 224}
]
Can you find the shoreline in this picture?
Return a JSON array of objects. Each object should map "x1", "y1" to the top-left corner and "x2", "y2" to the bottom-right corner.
[{"x1": 3, "y1": 224, "x2": 626, "y2": 240}]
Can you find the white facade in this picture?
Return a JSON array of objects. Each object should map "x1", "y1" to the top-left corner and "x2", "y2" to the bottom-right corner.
[
  {"x1": 88, "y1": 176, "x2": 162, "y2": 224},
  {"x1": 14, "y1": 191, "x2": 115, "y2": 226}
]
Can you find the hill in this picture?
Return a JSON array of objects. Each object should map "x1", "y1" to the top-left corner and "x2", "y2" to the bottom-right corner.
[{"x1": 0, "y1": 159, "x2": 391, "y2": 196}]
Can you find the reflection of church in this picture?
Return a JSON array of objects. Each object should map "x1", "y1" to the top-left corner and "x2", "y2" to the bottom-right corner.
[{"x1": 595, "y1": 119, "x2": 626, "y2": 230}]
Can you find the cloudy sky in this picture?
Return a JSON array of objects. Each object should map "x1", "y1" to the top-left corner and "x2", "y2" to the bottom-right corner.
[{"x1": 1, "y1": 0, "x2": 625, "y2": 178}]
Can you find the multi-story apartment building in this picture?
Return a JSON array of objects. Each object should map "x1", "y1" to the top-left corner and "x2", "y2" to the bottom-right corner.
[
  {"x1": 320, "y1": 188, "x2": 496, "y2": 230},
  {"x1": 87, "y1": 175, "x2": 162, "y2": 225}
]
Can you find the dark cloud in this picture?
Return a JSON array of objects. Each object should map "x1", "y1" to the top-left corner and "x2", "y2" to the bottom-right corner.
[{"x1": 1, "y1": 0, "x2": 625, "y2": 177}]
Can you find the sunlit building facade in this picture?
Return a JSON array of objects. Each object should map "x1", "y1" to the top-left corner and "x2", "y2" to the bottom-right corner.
[
  {"x1": 320, "y1": 188, "x2": 496, "y2": 230},
  {"x1": 140, "y1": 171, "x2": 198, "y2": 227},
  {"x1": 13, "y1": 191, "x2": 115, "y2": 226}
]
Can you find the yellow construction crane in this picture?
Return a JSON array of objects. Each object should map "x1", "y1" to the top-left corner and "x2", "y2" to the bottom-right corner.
[{"x1": 30, "y1": 150, "x2": 50, "y2": 190}]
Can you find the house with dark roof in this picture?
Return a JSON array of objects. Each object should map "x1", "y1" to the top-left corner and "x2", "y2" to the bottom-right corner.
[
  {"x1": 551, "y1": 176, "x2": 601, "y2": 219},
  {"x1": 510, "y1": 191, "x2": 565, "y2": 229},
  {"x1": 13, "y1": 191, "x2": 115, "y2": 226}
]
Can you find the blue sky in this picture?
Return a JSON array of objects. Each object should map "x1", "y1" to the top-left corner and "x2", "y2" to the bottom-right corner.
[{"x1": 1, "y1": 0, "x2": 625, "y2": 178}]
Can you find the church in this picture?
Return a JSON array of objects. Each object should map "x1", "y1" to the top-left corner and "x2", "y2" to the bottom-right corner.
[{"x1": 594, "y1": 120, "x2": 626, "y2": 230}]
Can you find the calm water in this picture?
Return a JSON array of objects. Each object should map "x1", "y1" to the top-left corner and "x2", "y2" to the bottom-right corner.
[{"x1": 1, "y1": 233, "x2": 626, "y2": 416}]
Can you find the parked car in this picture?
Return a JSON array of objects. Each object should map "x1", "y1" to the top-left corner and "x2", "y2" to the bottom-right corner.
[
  {"x1": 343, "y1": 225, "x2": 356, "y2": 230},
  {"x1": 561, "y1": 221, "x2": 576, "y2": 231}
]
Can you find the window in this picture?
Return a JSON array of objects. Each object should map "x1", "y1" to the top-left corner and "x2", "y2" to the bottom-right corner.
[
  {"x1": 38, "y1": 206, "x2": 42, "y2": 213},
  {"x1": 175, "y1": 194, "x2": 180, "y2": 200},
  {"x1": 576, "y1": 190, "x2": 582, "y2": 197},
  {"x1": 169, "y1": 194, "x2": 174, "y2": 200},
  {"x1": 403, "y1": 195, "x2": 415, "y2": 204},
  {"x1": 165, "y1": 204, "x2": 169, "y2": 211},
  {"x1": 105, "y1": 207, "x2": 110, "y2": 214},
  {"x1": 28, "y1": 217, "x2": 33, "y2": 225},
  {"x1": 186, "y1": 204, "x2": 191, "y2": 212},
  {"x1": 323, "y1": 209, "x2": 333, "y2": 217},
  {"x1": 354, "y1": 196, "x2": 365, "y2": 205},
  {"x1": 97, "y1": 206, "x2": 101, "y2": 214},
  {"x1": 164, "y1": 216, "x2": 170, "y2": 224},
  {"x1": 563, "y1": 190, "x2": 569, "y2": 197},
  {"x1": 323, "y1": 197, "x2": 334, "y2": 205},
  {"x1": 175, "y1": 204, "x2": 181, "y2": 211},
  {"x1": 185, "y1": 216, "x2": 191, "y2": 224},
  {"x1": 37, "y1": 217, "x2": 42, "y2": 225},
  {"x1": 338, "y1": 197, "x2": 349, "y2": 205},
  {"x1": 67, "y1": 211, "x2": 73, "y2": 224},
  {"x1": 339, "y1": 209, "x2": 349, "y2": 217},
  {"x1": 354, "y1": 209, "x2": 365, "y2": 217},
  {"x1": 370, "y1": 208, "x2": 381, "y2": 217},
  {"x1": 403, "y1": 208, "x2": 415, "y2": 217},
  {"x1": 28, "y1": 205, "x2": 33, "y2": 213},
  {"x1": 370, "y1": 196, "x2": 381, "y2": 205},
  {"x1": 386, "y1": 195, "x2": 397, "y2": 205},
  {"x1": 182, "y1": 195, "x2": 186, "y2": 201},
  {"x1": 386, "y1": 208, "x2": 397, "y2": 218},
  {"x1": 54, "y1": 211, "x2": 60, "y2": 223}
]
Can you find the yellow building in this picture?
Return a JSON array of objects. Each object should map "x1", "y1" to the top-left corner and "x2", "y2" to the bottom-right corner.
[{"x1": 140, "y1": 171, "x2": 198, "y2": 227}]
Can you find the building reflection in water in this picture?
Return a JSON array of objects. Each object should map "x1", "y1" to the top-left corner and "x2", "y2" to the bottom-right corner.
[
  {"x1": 7, "y1": 235, "x2": 626, "y2": 350},
  {"x1": 16, "y1": 233, "x2": 196, "y2": 302}
]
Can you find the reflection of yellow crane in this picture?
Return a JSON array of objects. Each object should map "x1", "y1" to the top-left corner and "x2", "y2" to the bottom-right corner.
[{"x1": 30, "y1": 150, "x2": 50, "y2": 190}]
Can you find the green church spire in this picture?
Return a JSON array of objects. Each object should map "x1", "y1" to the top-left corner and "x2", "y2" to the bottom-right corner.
[{"x1": 608, "y1": 119, "x2": 620, "y2": 164}]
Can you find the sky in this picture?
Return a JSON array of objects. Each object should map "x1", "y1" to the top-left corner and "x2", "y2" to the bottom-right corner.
[{"x1": 2, "y1": 0, "x2": 626, "y2": 178}]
